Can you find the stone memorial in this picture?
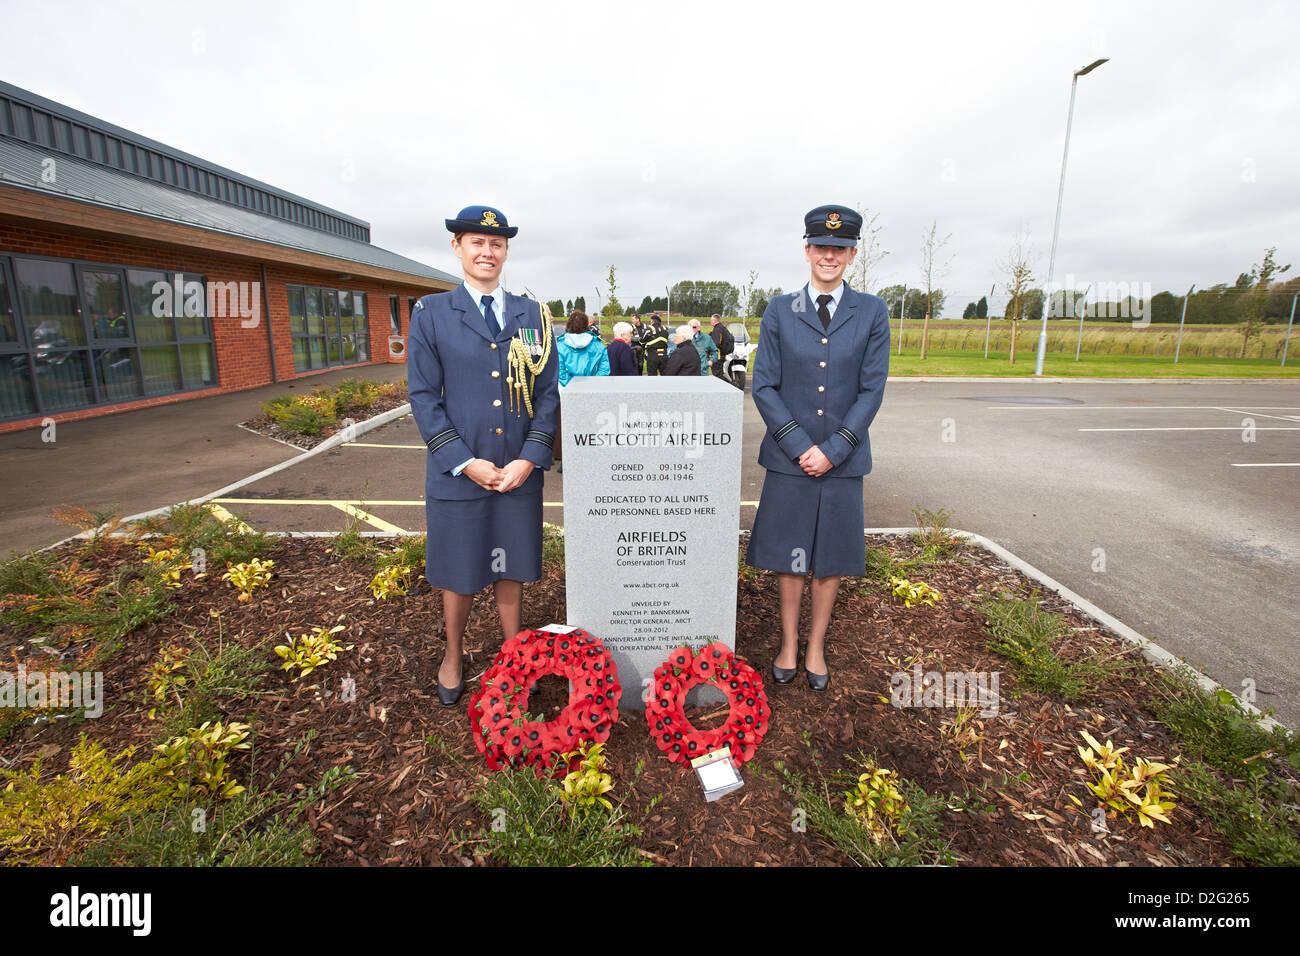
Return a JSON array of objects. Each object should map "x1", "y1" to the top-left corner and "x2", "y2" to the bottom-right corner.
[{"x1": 561, "y1": 376, "x2": 743, "y2": 709}]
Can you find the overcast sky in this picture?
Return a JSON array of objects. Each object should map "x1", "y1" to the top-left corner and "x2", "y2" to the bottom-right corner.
[{"x1": 6, "y1": 0, "x2": 1298, "y2": 312}]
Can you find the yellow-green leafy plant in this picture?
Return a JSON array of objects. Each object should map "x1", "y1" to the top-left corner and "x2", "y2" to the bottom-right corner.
[
  {"x1": 889, "y1": 576, "x2": 943, "y2": 608},
  {"x1": 939, "y1": 706, "x2": 985, "y2": 762},
  {"x1": 844, "y1": 763, "x2": 913, "y2": 843},
  {"x1": 222, "y1": 558, "x2": 274, "y2": 601},
  {"x1": 558, "y1": 742, "x2": 615, "y2": 813},
  {"x1": 140, "y1": 546, "x2": 188, "y2": 589},
  {"x1": 369, "y1": 563, "x2": 413, "y2": 599},
  {"x1": 150, "y1": 720, "x2": 252, "y2": 800},
  {"x1": 145, "y1": 643, "x2": 192, "y2": 719},
  {"x1": 275, "y1": 625, "x2": 353, "y2": 681},
  {"x1": 0, "y1": 737, "x2": 168, "y2": 864},
  {"x1": 1077, "y1": 730, "x2": 1179, "y2": 828}
]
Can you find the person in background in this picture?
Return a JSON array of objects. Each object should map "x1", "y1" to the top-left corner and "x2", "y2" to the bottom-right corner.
[
  {"x1": 643, "y1": 314, "x2": 670, "y2": 375},
  {"x1": 628, "y1": 314, "x2": 646, "y2": 373},
  {"x1": 690, "y1": 318, "x2": 718, "y2": 375},
  {"x1": 709, "y1": 314, "x2": 734, "y2": 379},
  {"x1": 664, "y1": 326, "x2": 702, "y2": 376},
  {"x1": 557, "y1": 310, "x2": 610, "y2": 386},
  {"x1": 607, "y1": 321, "x2": 640, "y2": 375}
]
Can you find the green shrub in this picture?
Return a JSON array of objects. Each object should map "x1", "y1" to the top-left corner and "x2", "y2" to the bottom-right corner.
[{"x1": 979, "y1": 593, "x2": 1130, "y2": 699}]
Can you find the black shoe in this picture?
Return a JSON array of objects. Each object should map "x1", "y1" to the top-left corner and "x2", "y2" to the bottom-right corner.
[
  {"x1": 772, "y1": 642, "x2": 800, "y2": 685},
  {"x1": 435, "y1": 661, "x2": 465, "y2": 707},
  {"x1": 806, "y1": 660, "x2": 830, "y2": 693}
]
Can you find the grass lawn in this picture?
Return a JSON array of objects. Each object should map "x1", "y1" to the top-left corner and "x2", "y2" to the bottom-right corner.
[{"x1": 886, "y1": 350, "x2": 1300, "y2": 378}]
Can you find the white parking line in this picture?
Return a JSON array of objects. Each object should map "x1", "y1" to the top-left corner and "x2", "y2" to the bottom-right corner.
[
  {"x1": 1079, "y1": 426, "x2": 1300, "y2": 432},
  {"x1": 987, "y1": 405, "x2": 1300, "y2": 410},
  {"x1": 1213, "y1": 406, "x2": 1300, "y2": 422},
  {"x1": 1231, "y1": 462, "x2": 1300, "y2": 467}
]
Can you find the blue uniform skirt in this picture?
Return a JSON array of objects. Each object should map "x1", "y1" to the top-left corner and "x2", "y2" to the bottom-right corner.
[
  {"x1": 745, "y1": 471, "x2": 865, "y2": 577},
  {"x1": 424, "y1": 491, "x2": 544, "y2": 594}
]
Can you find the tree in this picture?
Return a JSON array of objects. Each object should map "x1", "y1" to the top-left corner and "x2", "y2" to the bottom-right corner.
[
  {"x1": 1239, "y1": 247, "x2": 1291, "y2": 357},
  {"x1": 845, "y1": 206, "x2": 889, "y2": 294},
  {"x1": 573, "y1": 295, "x2": 586, "y2": 313},
  {"x1": 565, "y1": 299, "x2": 573, "y2": 313},
  {"x1": 740, "y1": 270, "x2": 760, "y2": 317},
  {"x1": 998, "y1": 227, "x2": 1035, "y2": 366},
  {"x1": 602, "y1": 265, "x2": 623, "y2": 317},
  {"x1": 963, "y1": 302, "x2": 978, "y2": 319},
  {"x1": 546, "y1": 299, "x2": 564, "y2": 316},
  {"x1": 668, "y1": 280, "x2": 740, "y2": 317},
  {"x1": 637, "y1": 295, "x2": 654, "y2": 314},
  {"x1": 976, "y1": 295, "x2": 988, "y2": 319},
  {"x1": 918, "y1": 221, "x2": 953, "y2": 359},
  {"x1": 878, "y1": 284, "x2": 907, "y2": 318}
]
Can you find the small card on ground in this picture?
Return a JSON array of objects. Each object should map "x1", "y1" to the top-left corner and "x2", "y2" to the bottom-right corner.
[{"x1": 691, "y1": 748, "x2": 743, "y2": 802}]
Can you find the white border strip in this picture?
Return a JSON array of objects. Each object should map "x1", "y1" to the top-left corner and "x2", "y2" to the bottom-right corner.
[{"x1": 38, "y1": 403, "x2": 414, "y2": 554}]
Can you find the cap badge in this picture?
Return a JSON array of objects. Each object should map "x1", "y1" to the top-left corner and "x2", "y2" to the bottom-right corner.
[
  {"x1": 826, "y1": 212, "x2": 842, "y2": 230},
  {"x1": 480, "y1": 210, "x2": 500, "y2": 227}
]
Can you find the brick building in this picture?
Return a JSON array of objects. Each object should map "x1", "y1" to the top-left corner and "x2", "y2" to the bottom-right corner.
[{"x1": 0, "y1": 81, "x2": 458, "y2": 433}]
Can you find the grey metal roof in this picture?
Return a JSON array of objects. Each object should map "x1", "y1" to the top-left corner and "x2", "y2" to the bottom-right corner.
[
  {"x1": 0, "y1": 80, "x2": 370, "y2": 242},
  {"x1": 0, "y1": 137, "x2": 458, "y2": 285}
]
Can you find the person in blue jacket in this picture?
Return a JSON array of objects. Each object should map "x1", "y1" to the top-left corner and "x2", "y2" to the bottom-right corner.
[
  {"x1": 406, "y1": 205, "x2": 559, "y2": 706},
  {"x1": 556, "y1": 311, "x2": 610, "y2": 385},
  {"x1": 745, "y1": 204, "x2": 891, "y2": 693}
]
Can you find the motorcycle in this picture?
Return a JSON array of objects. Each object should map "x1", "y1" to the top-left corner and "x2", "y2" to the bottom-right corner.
[{"x1": 722, "y1": 321, "x2": 756, "y2": 390}]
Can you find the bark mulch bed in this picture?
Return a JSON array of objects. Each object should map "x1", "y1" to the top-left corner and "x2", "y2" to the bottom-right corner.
[
  {"x1": 238, "y1": 394, "x2": 408, "y2": 451},
  {"x1": 1, "y1": 532, "x2": 1248, "y2": 866}
]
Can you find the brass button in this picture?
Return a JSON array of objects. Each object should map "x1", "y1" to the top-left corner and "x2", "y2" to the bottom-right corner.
[
  {"x1": 491, "y1": 370, "x2": 500, "y2": 378},
  {"x1": 490, "y1": 342, "x2": 498, "y2": 350},
  {"x1": 816, "y1": 409, "x2": 823, "y2": 416},
  {"x1": 821, "y1": 337, "x2": 828, "y2": 345},
  {"x1": 819, "y1": 361, "x2": 826, "y2": 368},
  {"x1": 493, "y1": 399, "x2": 502, "y2": 407},
  {"x1": 818, "y1": 385, "x2": 825, "y2": 393},
  {"x1": 494, "y1": 427, "x2": 503, "y2": 435}
]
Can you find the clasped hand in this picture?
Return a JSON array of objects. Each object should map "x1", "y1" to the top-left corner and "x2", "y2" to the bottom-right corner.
[
  {"x1": 798, "y1": 445, "x2": 832, "y2": 477},
  {"x1": 464, "y1": 458, "x2": 535, "y2": 493}
]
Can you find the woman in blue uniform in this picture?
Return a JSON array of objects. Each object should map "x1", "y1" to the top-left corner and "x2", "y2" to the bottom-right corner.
[
  {"x1": 745, "y1": 205, "x2": 891, "y2": 692},
  {"x1": 407, "y1": 205, "x2": 559, "y2": 706}
]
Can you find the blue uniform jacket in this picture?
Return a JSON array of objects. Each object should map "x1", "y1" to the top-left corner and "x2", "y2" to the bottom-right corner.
[
  {"x1": 407, "y1": 284, "x2": 559, "y2": 500},
  {"x1": 752, "y1": 282, "x2": 891, "y2": 477}
]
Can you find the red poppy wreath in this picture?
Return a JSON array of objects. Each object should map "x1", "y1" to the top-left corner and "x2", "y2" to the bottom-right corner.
[
  {"x1": 645, "y1": 643, "x2": 769, "y2": 766},
  {"x1": 469, "y1": 628, "x2": 621, "y2": 776}
]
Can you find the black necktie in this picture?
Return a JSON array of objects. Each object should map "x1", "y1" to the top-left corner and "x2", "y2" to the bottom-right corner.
[
  {"x1": 816, "y1": 294, "x2": 833, "y2": 330},
  {"x1": 482, "y1": 294, "x2": 498, "y2": 337}
]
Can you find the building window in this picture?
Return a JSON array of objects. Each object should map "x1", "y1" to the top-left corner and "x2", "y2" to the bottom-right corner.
[
  {"x1": 0, "y1": 253, "x2": 217, "y2": 422},
  {"x1": 389, "y1": 294, "x2": 400, "y2": 334},
  {"x1": 288, "y1": 284, "x2": 370, "y2": 373}
]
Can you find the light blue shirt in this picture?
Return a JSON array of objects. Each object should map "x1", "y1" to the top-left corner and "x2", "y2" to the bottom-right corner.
[
  {"x1": 464, "y1": 282, "x2": 505, "y2": 332},
  {"x1": 804, "y1": 281, "x2": 845, "y2": 321},
  {"x1": 453, "y1": 282, "x2": 505, "y2": 476}
]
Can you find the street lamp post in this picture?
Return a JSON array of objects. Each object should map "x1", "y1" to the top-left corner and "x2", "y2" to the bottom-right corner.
[
  {"x1": 1174, "y1": 284, "x2": 1195, "y2": 363},
  {"x1": 984, "y1": 282, "x2": 995, "y2": 359},
  {"x1": 896, "y1": 290, "x2": 907, "y2": 356},
  {"x1": 1036, "y1": 57, "x2": 1109, "y2": 376},
  {"x1": 1282, "y1": 292, "x2": 1297, "y2": 367}
]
